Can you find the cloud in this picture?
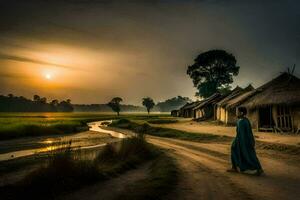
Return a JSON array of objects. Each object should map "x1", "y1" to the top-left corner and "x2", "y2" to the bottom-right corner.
[
  {"x1": 0, "y1": 53, "x2": 82, "y2": 71},
  {"x1": 0, "y1": 72, "x2": 30, "y2": 79}
]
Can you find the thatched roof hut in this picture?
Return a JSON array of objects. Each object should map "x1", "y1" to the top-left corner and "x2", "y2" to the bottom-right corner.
[
  {"x1": 240, "y1": 73, "x2": 300, "y2": 132},
  {"x1": 225, "y1": 84, "x2": 256, "y2": 109},
  {"x1": 241, "y1": 73, "x2": 300, "y2": 108},
  {"x1": 216, "y1": 86, "x2": 244, "y2": 108},
  {"x1": 179, "y1": 101, "x2": 200, "y2": 118},
  {"x1": 171, "y1": 109, "x2": 179, "y2": 117},
  {"x1": 215, "y1": 84, "x2": 255, "y2": 124},
  {"x1": 193, "y1": 92, "x2": 224, "y2": 120}
]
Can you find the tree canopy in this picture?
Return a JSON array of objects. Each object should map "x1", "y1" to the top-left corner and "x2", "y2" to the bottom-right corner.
[
  {"x1": 107, "y1": 97, "x2": 123, "y2": 116},
  {"x1": 155, "y1": 96, "x2": 191, "y2": 112},
  {"x1": 142, "y1": 97, "x2": 155, "y2": 114},
  {"x1": 0, "y1": 94, "x2": 73, "y2": 112},
  {"x1": 187, "y1": 49, "x2": 239, "y2": 98}
]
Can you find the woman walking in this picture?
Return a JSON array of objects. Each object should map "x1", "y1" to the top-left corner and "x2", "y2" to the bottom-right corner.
[{"x1": 227, "y1": 107, "x2": 264, "y2": 175}]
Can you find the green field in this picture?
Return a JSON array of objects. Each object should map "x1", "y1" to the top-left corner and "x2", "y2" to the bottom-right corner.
[{"x1": 0, "y1": 112, "x2": 172, "y2": 140}]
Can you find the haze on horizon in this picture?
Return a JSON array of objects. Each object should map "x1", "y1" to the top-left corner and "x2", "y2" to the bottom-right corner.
[{"x1": 0, "y1": 0, "x2": 299, "y2": 105}]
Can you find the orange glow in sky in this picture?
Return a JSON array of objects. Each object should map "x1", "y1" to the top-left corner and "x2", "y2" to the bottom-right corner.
[{"x1": 45, "y1": 73, "x2": 52, "y2": 80}]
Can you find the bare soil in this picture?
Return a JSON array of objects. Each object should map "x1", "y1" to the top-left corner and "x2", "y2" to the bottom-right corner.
[
  {"x1": 148, "y1": 136, "x2": 300, "y2": 200},
  {"x1": 155, "y1": 120, "x2": 300, "y2": 145}
]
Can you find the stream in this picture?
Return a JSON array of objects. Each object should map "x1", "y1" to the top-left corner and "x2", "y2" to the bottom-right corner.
[{"x1": 0, "y1": 121, "x2": 127, "y2": 162}]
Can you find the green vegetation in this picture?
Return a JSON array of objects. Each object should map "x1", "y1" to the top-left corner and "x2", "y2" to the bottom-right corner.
[
  {"x1": 0, "y1": 113, "x2": 169, "y2": 140},
  {"x1": 155, "y1": 96, "x2": 191, "y2": 112},
  {"x1": 110, "y1": 119, "x2": 231, "y2": 142},
  {"x1": 95, "y1": 135, "x2": 158, "y2": 174},
  {"x1": 107, "y1": 97, "x2": 123, "y2": 116},
  {"x1": 0, "y1": 121, "x2": 87, "y2": 140},
  {"x1": 142, "y1": 97, "x2": 155, "y2": 114},
  {"x1": 0, "y1": 94, "x2": 73, "y2": 112},
  {"x1": 187, "y1": 49, "x2": 239, "y2": 98},
  {"x1": 0, "y1": 136, "x2": 165, "y2": 199}
]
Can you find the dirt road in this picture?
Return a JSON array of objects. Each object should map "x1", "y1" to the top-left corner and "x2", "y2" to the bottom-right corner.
[
  {"x1": 147, "y1": 136, "x2": 300, "y2": 200},
  {"x1": 154, "y1": 120, "x2": 300, "y2": 145}
]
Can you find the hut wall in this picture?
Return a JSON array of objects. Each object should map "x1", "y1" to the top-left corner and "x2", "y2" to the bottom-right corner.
[
  {"x1": 204, "y1": 106, "x2": 214, "y2": 119},
  {"x1": 214, "y1": 105, "x2": 218, "y2": 120},
  {"x1": 184, "y1": 109, "x2": 193, "y2": 118},
  {"x1": 247, "y1": 109, "x2": 259, "y2": 130},
  {"x1": 226, "y1": 108, "x2": 237, "y2": 125},
  {"x1": 196, "y1": 108, "x2": 205, "y2": 119},
  {"x1": 220, "y1": 107, "x2": 226, "y2": 122},
  {"x1": 171, "y1": 110, "x2": 179, "y2": 117},
  {"x1": 216, "y1": 107, "x2": 221, "y2": 120},
  {"x1": 292, "y1": 106, "x2": 300, "y2": 131}
]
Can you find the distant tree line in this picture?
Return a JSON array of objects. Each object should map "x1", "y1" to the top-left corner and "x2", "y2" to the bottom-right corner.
[
  {"x1": 155, "y1": 96, "x2": 192, "y2": 112},
  {"x1": 0, "y1": 94, "x2": 73, "y2": 112},
  {"x1": 73, "y1": 104, "x2": 144, "y2": 112},
  {"x1": 74, "y1": 96, "x2": 191, "y2": 113},
  {"x1": 0, "y1": 94, "x2": 191, "y2": 113}
]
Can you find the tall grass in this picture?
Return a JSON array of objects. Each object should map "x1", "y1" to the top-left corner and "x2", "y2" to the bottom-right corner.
[{"x1": 0, "y1": 136, "x2": 159, "y2": 199}]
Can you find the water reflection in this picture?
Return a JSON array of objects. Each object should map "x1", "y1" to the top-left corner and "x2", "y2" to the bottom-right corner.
[
  {"x1": 88, "y1": 121, "x2": 127, "y2": 139},
  {"x1": 0, "y1": 120, "x2": 126, "y2": 161}
]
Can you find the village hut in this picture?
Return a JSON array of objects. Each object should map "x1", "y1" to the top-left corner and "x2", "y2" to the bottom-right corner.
[
  {"x1": 215, "y1": 85, "x2": 255, "y2": 124},
  {"x1": 179, "y1": 101, "x2": 199, "y2": 118},
  {"x1": 193, "y1": 93, "x2": 224, "y2": 120},
  {"x1": 223, "y1": 86, "x2": 256, "y2": 124},
  {"x1": 215, "y1": 86, "x2": 244, "y2": 123},
  {"x1": 171, "y1": 109, "x2": 179, "y2": 117},
  {"x1": 240, "y1": 73, "x2": 300, "y2": 132}
]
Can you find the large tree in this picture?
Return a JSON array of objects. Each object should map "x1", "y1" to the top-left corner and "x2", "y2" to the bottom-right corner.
[
  {"x1": 107, "y1": 97, "x2": 123, "y2": 116},
  {"x1": 33, "y1": 94, "x2": 40, "y2": 102},
  {"x1": 142, "y1": 97, "x2": 155, "y2": 114},
  {"x1": 187, "y1": 49, "x2": 239, "y2": 98}
]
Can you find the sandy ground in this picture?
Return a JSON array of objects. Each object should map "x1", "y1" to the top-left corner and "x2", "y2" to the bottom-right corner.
[
  {"x1": 68, "y1": 126, "x2": 300, "y2": 200},
  {"x1": 105, "y1": 125, "x2": 300, "y2": 200},
  {"x1": 154, "y1": 120, "x2": 300, "y2": 145},
  {"x1": 147, "y1": 136, "x2": 300, "y2": 200}
]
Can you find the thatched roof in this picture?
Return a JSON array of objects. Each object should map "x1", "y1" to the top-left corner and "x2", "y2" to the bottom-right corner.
[
  {"x1": 216, "y1": 84, "x2": 255, "y2": 108},
  {"x1": 241, "y1": 73, "x2": 300, "y2": 108},
  {"x1": 180, "y1": 101, "x2": 200, "y2": 110},
  {"x1": 224, "y1": 84, "x2": 256, "y2": 109},
  {"x1": 244, "y1": 84, "x2": 254, "y2": 91},
  {"x1": 193, "y1": 92, "x2": 223, "y2": 110},
  {"x1": 216, "y1": 86, "x2": 244, "y2": 107},
  {"x1": 226, "y1": 90, "x2": 257, "y2": 109}
]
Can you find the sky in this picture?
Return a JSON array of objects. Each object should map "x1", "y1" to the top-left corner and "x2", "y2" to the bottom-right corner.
[{"x1": 0, "y1": 0, "x2": 299, "y2": 105}]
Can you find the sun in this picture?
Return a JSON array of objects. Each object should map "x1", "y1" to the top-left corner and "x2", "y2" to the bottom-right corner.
[{"x1": 45, "y1": 74, "x2": 52, "y2": 80}]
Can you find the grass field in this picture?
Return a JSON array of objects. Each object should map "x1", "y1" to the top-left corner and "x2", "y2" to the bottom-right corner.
[{"x1": 0, "y1": 112, "x2": 171, "y2": 140}]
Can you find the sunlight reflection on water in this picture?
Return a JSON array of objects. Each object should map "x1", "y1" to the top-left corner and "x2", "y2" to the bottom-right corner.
[{"x1": 0, "y1": 120, "x2": 126, "y2": 161}]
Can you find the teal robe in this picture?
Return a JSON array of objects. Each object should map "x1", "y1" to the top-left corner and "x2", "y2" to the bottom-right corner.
[{"x1": 231, "y1": 117, "x2": 262, "y2": 171}]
